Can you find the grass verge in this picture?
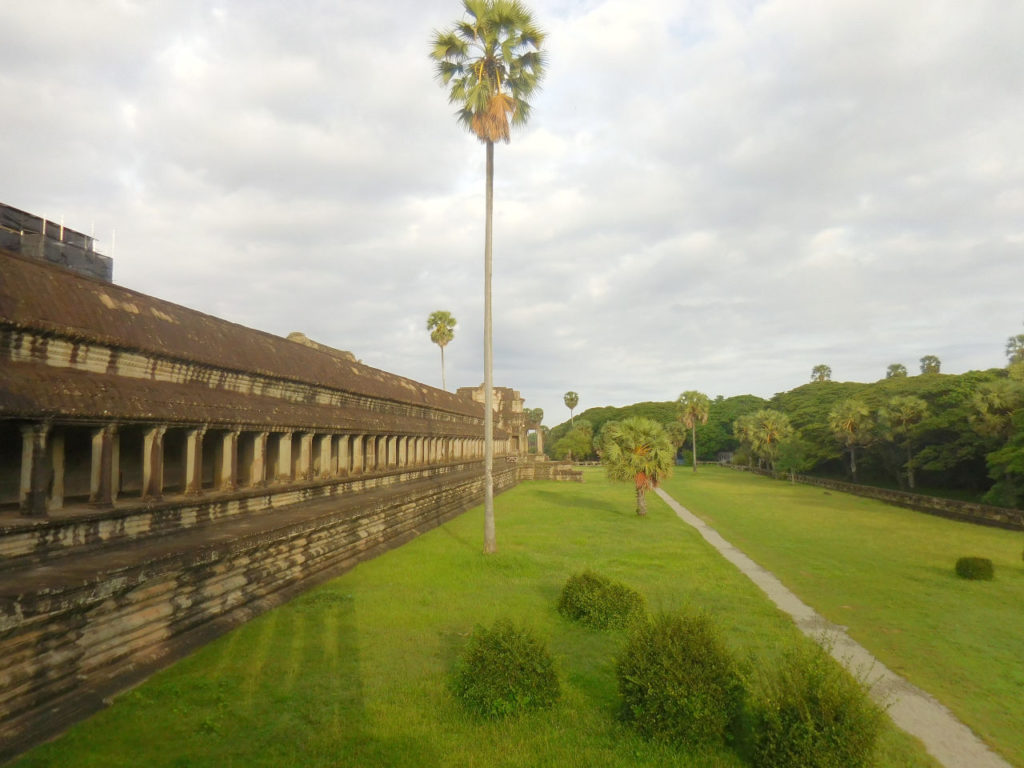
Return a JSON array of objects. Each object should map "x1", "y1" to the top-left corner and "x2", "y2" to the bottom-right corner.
[
  {"x1": 13, "y1": 471, "x2": 939, "y2": 767},
  {"x1": 662, "y1": 466, "x2": 1024, "y2": 767}
]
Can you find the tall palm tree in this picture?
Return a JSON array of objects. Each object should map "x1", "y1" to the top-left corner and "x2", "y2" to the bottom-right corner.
[
  {"x1": 426, "y1": 310, "x2": 456, "y2": 391},
  {"x1": 563, "y1": 391, "x2": 579, "y2": 425},
  {"x1": 829, "y1": 399, "x2": 874, "y2": 480},
  {"x1": 676, "y1": 390, "x2": 710, "y2": 472},
  {"x1": 431, "y1": 0, "x2": 546, "y2": 554},
  {"x1": 600, "y1": 417, "x2": 674, "y2": 516}
]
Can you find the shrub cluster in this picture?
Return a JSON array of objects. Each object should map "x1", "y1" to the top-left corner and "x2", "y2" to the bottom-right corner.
[
  {"x1": 749, "y1": 642, "x2": 884, "y2": 768},
  {"x1": 450, "y1": 619, "x2": 560, "y2": 718},
  {"x1": 558, "y1": 571, "x2": 646, "y2": 629},
  {"x1": 615, "y1": 611, "x2": 743, "y2": 747},
  {"x1": 955, "y1": 556, "x2": 994, "y2": 580}
]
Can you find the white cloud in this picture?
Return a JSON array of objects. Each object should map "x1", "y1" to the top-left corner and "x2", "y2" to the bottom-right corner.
[{"x1": 1, "y1": 0, "x2": 1022, "y2": 423}]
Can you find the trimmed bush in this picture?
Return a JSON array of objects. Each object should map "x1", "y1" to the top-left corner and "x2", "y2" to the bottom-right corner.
[
  {"x1": 955, "y1": 556, "x2": 994, "y2": 581},
  {"x1": 616, "y1": 611, "x2": 743, "y2": 747},
  {"x1": 749, "y1": 641, "x2": 885, "y2": 768},
  {"x1": 450, "y1": 619, "x2": 560, "y2": 718},
  {"x1": 557, "y1": 570, "x2": 646, "y2": 629}
]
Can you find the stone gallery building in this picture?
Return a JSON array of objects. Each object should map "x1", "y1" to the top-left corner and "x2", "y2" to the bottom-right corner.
[{"x1": 0, "y1": 206, "x2": 567, "y2": 759}]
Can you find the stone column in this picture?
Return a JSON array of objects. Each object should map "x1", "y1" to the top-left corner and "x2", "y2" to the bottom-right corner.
[
  {"x1": 220, "y1": 430, "x2": 239, "y2": 491},
  {"x1": 184, "y1": 426, "x2": 206, "y2": 495},
  {"x1": 351, "y1": 435, "x2": 364, "y2": 473},
  {"x1": 338, "y1": 435, "x2": 350, "y2": 475},
  {"x1": 298, "y1": 433, "x2": 314, "y2": 479},
  {"x1": 536, "y1": 428, "x2": 544, "y2": 455},
  {"x1": 142, "y1": 425, "x2": 167, "y2": 500},
  {"x1": 376, "y1": 436, "x2": 388, "y2": 470},
  {"x1": 278, "y1": 432, "x2": 293, "y2": 482},
  {"x1": 387, "y1": 436, "x2": 397, "y2": 468},
  {"x1": 90, "y1": 424, "x2": 119, "y2": 505},
  {"x1": 399, "y1": 436, "x2": 409, "y2": 468},
  {"x1": 48, "y1": 430, "x2": 65, "y2": 510},
  {"x1": 251, "y1": 432, "x2": 268, "y2": 486},
  {"x1": 317, "y1": 434, "x2": 333, "y2": 477},
  {"x1": 19, "y1": 422, "x2": 51, "y2": 516}
]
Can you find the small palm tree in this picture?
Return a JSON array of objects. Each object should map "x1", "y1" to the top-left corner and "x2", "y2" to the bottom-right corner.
[
  {"x1": 676, "y1": 390, "x2": 710, "y2": 472},
  {"x1": 601, "y1": 417, "x2": 674, "y2": 516},
  {"x1": 431, "y1": 0, "x2": 546, "y2": 554},
  {"x1": 426, "y1": 310, "x2": 456, "y2": 391},
  {"x1": 749, "y1": 408, "x2": 794, "y2": 472},
  {"x1": 919, "y1": 355, "x2": 941, "y2": 374},
  {"x1": 563, "y1": 391, "x2": 579, "y2": 425},
  {"x1": 811, "y1": 364, "x2": 832, "y2": 382}
]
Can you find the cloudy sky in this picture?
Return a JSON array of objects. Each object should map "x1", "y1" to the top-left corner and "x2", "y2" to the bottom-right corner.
[{"x1": 3, "y1": 0, "x2": 1022, "y2": 425}]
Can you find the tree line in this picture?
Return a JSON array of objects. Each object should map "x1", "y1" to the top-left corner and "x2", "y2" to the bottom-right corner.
[{"x1": 548, "y1": 331, "x2": 1024, "y2": 509}]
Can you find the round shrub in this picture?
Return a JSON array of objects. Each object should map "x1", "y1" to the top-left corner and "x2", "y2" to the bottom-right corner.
[
  {"x1": 450, "y1": 619, "x2": 560, "y2": 718},
  {"x1": 557, "y1": 570, "x2": 646, "y2": 629},
  {"x1": 955, "y1": 556, "x2": 994, "y2": 581},
  {"x1": 749, "y1": 642, "x2": 884, "y2": 768},
  {"x1": 616, "y1": 611, "x2": 743, "y2": 747}
]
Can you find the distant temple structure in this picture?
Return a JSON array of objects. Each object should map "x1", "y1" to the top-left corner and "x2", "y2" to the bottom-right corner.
[{"x1": 0, "y1": 204, "x2": 576, "y2": 761}]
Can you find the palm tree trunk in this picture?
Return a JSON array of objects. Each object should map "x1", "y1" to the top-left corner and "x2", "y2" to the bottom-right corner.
[
  {"x1": 636, "y1": 486, "x2": 647, "y2": 516},
  {"x1": 691, "y1": 424, "x2": 698, "y2": 472},
  {"x1": 483, "y1": 139, "x2": 496, "y2": 554},
  {"x1": 440, "y1": 345, "x2": 446, "y2": 392},
  {"x1": 906, "y1": 444, "x2": 915, "y2": 489},
  {"x1": 850, "y1": 445, "x2": 857, "y2": 481}
]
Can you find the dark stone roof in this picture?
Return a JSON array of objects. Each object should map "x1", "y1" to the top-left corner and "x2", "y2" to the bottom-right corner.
[{"x1": 0, "y1": 249, "x2": 486, "y2": 429}]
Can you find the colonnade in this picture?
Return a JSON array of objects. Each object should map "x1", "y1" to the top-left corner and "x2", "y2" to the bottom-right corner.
[{"x1": 11, "y1": 419, "x2": 507, "y2": 517}]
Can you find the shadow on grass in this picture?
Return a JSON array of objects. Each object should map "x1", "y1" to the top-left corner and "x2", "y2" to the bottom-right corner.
[{"x1": 532, "y1": 489, "x2": 632, "y2": 517}]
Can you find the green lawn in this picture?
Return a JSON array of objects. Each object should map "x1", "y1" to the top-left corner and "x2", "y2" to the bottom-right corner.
[
  {"x1": 13, "y1": 472, "x2": 938, "y2": 768},
  {"x1": 662, "y1": 466, "x2": 1024, "y2": 768}
]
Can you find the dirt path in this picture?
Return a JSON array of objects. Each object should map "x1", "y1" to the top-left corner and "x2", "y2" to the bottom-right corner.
[{"x1": 654, "y1": 487, "x2": 1012, "y2": 768}]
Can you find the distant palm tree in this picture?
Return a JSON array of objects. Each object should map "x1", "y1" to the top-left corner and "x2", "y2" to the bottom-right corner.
[
  {"x1": 601, "y1": 417, "x2": 674, "y2": 516},
  {"x1": 811, "y1": 364, "x2": 832, "y2": 382},
  {"x1": 829, "y1": 399, "x2": 874, "y2": 480},
  {"x1": 1006, "y1": 333, "x2": 1024, "y2": 365},
  {"x1": 676, "y1": 390, "x2": 710, "y2": 472},
  {"x1": 749, "y1": 408, "x2": 794, "y2": 472},
  {"x1": 886, "y1": 363, "x2": 908, "y2": 379},
  {"x1": 563, "y1": 391, "x2": 579, "y2": 425},
  {"x1": 426, "y1": 310, "x2": 456, "y2": 391},
  {"x1": 431, "y1": 0, "x2": 546, "y2": 555},
  {"x1": 919, "y1": 355, "x2": 941, "y2": 374}
]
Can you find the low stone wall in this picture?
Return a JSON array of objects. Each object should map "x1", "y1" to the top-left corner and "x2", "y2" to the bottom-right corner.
[
  {"x1": 705, "y1": 462, "x2": 1024, "y2": 531},
  {"x1": 0, "y1": 463, "x2": 517, "y2": 761},
  {"x1": 515, "y1": 456, "x2": 583, "y2": 482}
]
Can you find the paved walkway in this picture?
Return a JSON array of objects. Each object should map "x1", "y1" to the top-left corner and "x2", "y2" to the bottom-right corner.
[{"x1": 655, "y1": 487, "x2": 1013, "y2": 768}]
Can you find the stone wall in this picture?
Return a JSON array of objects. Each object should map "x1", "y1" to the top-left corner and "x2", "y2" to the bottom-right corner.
[
  {"x1": 0, "y1": 461, "x2": 517, "y2": 761},
  {"x1": 707, "y1": 463, "x2": 1024, "y2": 531}
]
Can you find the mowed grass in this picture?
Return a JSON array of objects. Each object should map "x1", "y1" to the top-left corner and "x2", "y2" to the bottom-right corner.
[
  {"x1": 14, "y1": 471, "x2": 938, "y2": 768},
  {"x1": 661, "y1": 466, "x2": 1024, "y2": 767}
]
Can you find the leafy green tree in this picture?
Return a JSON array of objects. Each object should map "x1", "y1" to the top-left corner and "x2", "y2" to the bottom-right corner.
[
  {"x1": 811, "y1": 364, "x2": 832, "y2": 383},
  {"x1": 886, "y1": 363, "x2": 908, "y2": 379},
  {"x1": 676, "y1": 390, "x2": 710, "y2": 472},
  {"x1": 983, "y1": 410, "x2": 1024, "y2": 508},
  {"x1": 525, "y1": 407, "x2": 544, "y2": 425},
  {"x1": 553, "y1": 420, "x2": 593, "y2": 461},
  {"x1": 970, "y1": 380, "x2": 1024, "y2": 441},
  {"x1": 432, "y1": 0, "x2": 546, "y2": 554},
  {"x1": 601, "y1": 417, "x2": 674, "y2": 516},
  {"x1": 880, "y1": 395, "x2": 928, "y2": 489},
  {"x1": 775, "y1": 434, "x2": 811, "y2": 483},
  {"x1": 920, "y1": 355, "x2": 941, "y2": 374},
  {"x1": 1006, "y1": 333, "x2": 1024, "y2": 365},
  {"x1": 426, "y1": 310, "x2": 456, "y2": 391},
  {"x1": 829, "y1": 399, "x2": 875, "y2": 481},
  {"x1": 563, "y1": 391, "x2": 579, "y2": 425}
]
